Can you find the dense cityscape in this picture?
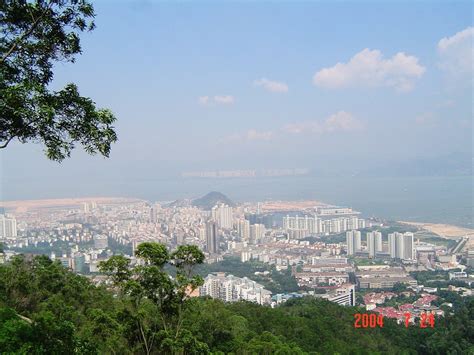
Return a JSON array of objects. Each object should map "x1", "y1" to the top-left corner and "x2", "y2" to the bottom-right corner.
[
  {"x1": 1, "y1": 0, "x2": 472, "y2": 353},
  {"x1": 2, "y1": 192, "x2": 473, "y2": 326}
]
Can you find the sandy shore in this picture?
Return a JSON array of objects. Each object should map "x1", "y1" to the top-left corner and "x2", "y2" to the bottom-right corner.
[
  {"x1": 398, "y1": 221, "x2": 474, "y2": 238},
  {"x1": 0, "y1": 197, "x2": 143, "y2": 212},
  {"x1": 398, "y1": 221, "x2": 474, "y2": 250}
]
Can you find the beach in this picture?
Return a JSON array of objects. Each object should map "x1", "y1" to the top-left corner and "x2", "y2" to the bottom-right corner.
[{"x1": 398, "y1": 221, "x2": 474, "y2": 249}]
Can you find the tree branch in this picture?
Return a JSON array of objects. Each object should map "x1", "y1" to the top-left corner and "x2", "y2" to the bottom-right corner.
[
  {"x1": 1, "y1": 2, "x2": 52, "y2": 63},
  {"x1": 0, "y1": 136, "x2": 16, "y2": 149},
  {"x1": 138, "y1": 320, "x2": 150, "y2": 355}
]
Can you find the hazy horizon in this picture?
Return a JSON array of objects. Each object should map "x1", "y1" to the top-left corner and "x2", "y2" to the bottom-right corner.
[{"x1": 1, "y1": 1, "x2": 472, "y2": 201}]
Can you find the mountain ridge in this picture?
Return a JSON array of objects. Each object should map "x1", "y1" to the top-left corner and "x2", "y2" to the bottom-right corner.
[{"x1": 192, "y1": 191, "x2": 235, "y2": 210}]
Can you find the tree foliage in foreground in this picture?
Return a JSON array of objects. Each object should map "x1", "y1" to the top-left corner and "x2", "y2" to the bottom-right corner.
[
  {"x1": 99, "y1": 243, "x2": 208, "y2": 354},
  {"x1": 0, "y1": 0, "x2": 117, "y2": 161},
  {"x1": 1, "y1": 244, "x2": 473, "y2": 354}
]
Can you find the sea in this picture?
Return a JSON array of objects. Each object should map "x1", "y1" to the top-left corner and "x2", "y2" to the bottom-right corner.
[
  {"x1": 150, "y1": 175, "x2": 473, "y2": 228},
  {"x1": 2, "y1": 175, "x2": 473, "y2": 229}
]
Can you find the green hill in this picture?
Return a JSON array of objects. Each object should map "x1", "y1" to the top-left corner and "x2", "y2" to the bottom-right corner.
[
  {"x1": 1, "y1": 253, "x2": 473, "y2": 354},
  {"x1": 192, "y1": 191, "x2": 235, "y2": 210}
]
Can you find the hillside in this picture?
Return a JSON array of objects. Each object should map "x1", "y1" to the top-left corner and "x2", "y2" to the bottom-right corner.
[
  {"x1": 1, "y1": 253, "x2": 473, "y2": 354},
  {"x1": 192, "y1": 191, "x2": 235, "y2": 210}
]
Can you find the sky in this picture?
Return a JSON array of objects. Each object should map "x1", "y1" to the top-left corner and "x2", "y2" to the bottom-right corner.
[{"x1": 1, "y1": 0, "x2": 473, "y2": 200}]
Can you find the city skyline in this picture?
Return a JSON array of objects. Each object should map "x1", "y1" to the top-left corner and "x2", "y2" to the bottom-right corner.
[{"x1": 1, "y1": 1, "x2": 473, "y2": 353}]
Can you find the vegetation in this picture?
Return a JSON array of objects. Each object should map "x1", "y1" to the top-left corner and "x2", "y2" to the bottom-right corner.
[
  {"x1": 99, "y1": 243, "x2": 207, "y2": 354},
  {"x1": 1, "y1": 244, "x2": 474, "y2": 354},
  {"x1": 1, "y1": 0, "x2": 117, "y2": 160},
  {"x1": 353, "y1": 258, "x2": 387, "y2": 266},
  {"x1": 191, "y1": 191, "x2": 235, "y2": 210},
  {"x1": 411, "y1": 270, "x2": 450, "y2": 284}
]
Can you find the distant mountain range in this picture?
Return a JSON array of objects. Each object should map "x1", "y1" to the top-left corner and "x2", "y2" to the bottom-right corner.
[{"x1": 192, "y1": 191, "x2": 235, "y2": 210}]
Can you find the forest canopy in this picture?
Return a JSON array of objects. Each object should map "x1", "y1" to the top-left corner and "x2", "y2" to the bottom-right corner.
[{"x1": 1, "y1": 244, "x2": 473, "y2": 354}]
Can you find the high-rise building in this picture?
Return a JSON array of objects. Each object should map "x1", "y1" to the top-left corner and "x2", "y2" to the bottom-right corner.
[
  {"x1": 0, "y1": 214, "x2": 17, "y2": 239},
  {"x1": 354, "y1": 231, "x2": 361, "y2": 251},
  {"x1": 375, "y1": 231, "x2": 383, "y2": 252},
  {"x1": 346, "y1": 231, "x2": 354, "y2": 255},
  {"x1": 348, "y1": 217, "x2": 359, "y2": 230},
  {"x1": 283, "y1": 215, "x2": 366, "y2": 238},
  {"x1": 282, "y1": 215, "x2": 319, "y2": 238},
  {"x1": 346, "y1": 230, "x2": 361, "y2": 255},
  {"x1": 198, "y1": 227, "x2": 206, "y2": 241},
  {"x1": 367, "y1": 232, "x2": 375, "y2": 258},
  {"x1": 238, "y1": 219, "x2": 250, "y2": 242},
  {"x1": 211, "y1": 204, "x2": 233, "y2": 229},
  {"x1": 402, "y1": 232, "x2": 415, "y2": 260},
  {"x1": 388, "y1": 233, "x2": 397, "y2": 258},
  {"x1": 250, "y1": 224, "x2": 265, "y2": 244},
  {"x1": 396, "y1": 233, "x2": 404, "y2": 259},
  {"x1": 366, "y1": 231, "x2": 383, "y2": 258},
  {"x1": 388, "y1": 232, "x2": 415, "y2": 260},
  {"x1": 206, "y1": 221, "x2": 218, "y2": 253}
]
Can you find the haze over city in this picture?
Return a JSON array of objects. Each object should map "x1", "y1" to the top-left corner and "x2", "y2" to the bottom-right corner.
[
  {"x1": 0, "y1": 1, "x2": 472, "y2": 202},
  {"x1": 1, "y1": 1, "x2": 474, "y2": 353}
]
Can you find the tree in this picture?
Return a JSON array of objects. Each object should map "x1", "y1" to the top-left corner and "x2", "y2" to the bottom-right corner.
[
  {"x1": 1, "y1": 0, "x2": 117, "y2": 161},
  {"x1": 99, "y1": 243, "x2": 207, "y2": 354},
  {"x1": 245, "y1": 331, "x2": 306, "y2": 354},
  {"x1": 392, "y1": 282, "x2": 408, "y2": 293}
]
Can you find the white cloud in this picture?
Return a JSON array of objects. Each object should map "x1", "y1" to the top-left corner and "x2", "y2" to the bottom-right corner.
[
  {"x1": 254, "y1": 78, "x2": 289, "y2": 93},
  {"x1": 313, "y1": 48, "x2": 425, "y2": 92},
  {"x1": 223, "y1": 111, "x2": 361, "y2": 144},
  {"x1": 246, "y1": 129, "x2": 274, "y2": 141},
  {"x1": 283, "y1": 111, "x2": 363, "y2": 134},
  {"x1": 437, "y1": 26, "x2": 473, "y2": 76},
  {"x1": 223, "y1": 129, "x2": 274, "y2": 143},
  {"x1": 213, "y1": 95, "x2": 235, "y2": 104},
  {"x1": 198, "y1": 96, "x2": 210, "y2": 105},
  {"x1": 324, "y1": 111, "x2": 363, "y2": 131},
  {"x1": 198, "y1": 95, "x2": 235, "y2": 106}
]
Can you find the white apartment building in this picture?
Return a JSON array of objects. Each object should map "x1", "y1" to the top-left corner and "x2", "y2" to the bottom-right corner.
[
  {"x1": 0, "y1": 214, "x2": 17, "y2": 239},
  {"x1": 237, "y1": 219, "x2": 250, "y2": 242},
  {"x1": 346, "y1": 230, "x2": 361, "y2": 255},
  {"x1": 388, "y1": 232, "x2": 415, "y2": 260},
  {"x1": 324, "y1": 284, "x2": 356, "y2": 306},
  {"x1": 200, "y1": 273, "x2": 271, "y2": 305},
  {"x1": 211, "y1": 204, "x2": 233, "y2": 229},
  {"x1": 249, "y1": 223, "x2": 265, "y2": 244},
  {"x1": 283, "y1": 215, "x2": 367, "y2": 239},
  {"x1": 366, "y1": 231, "x2": 383, "y2": 257}
]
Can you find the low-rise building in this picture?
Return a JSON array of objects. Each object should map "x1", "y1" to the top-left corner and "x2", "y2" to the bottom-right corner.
[{"x1": 200, "y1": 272, "x2": 271, "y2": 305}]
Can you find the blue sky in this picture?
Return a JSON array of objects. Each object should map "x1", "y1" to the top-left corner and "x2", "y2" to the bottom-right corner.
[{"x1": 1, "y1": 0, "x2": 472, "y2": 199}]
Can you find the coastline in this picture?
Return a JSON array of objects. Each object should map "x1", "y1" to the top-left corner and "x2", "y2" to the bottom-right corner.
[
  {"x1": 397, "y1": 221, "x2": 474, "y2": 250},
  {"x1": 0, "y1": 197, "x2": 143, "y2": 212}
]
